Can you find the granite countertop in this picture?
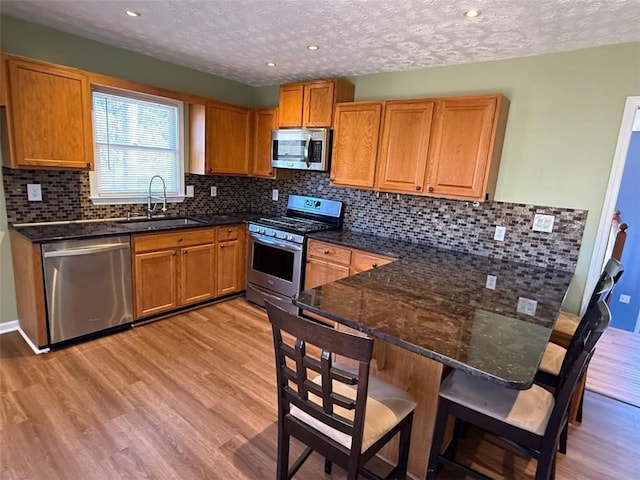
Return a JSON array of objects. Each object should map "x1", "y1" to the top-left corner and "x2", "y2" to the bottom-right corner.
[
  {"x1": 296, "y1": 230, "x2": 574, "y2": 389},
  {"x1": 11, "y1": 212, "x2": 261, "y2": 243}
]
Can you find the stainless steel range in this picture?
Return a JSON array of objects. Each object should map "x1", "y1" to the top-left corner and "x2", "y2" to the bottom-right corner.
[{"x1": 246, "y1": 195, "x2": 343, "y2": 313}]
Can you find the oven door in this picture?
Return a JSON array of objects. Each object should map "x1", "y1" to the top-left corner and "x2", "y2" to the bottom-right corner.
[{"x1": 247, "y1": 232, "x2": 303, "y2": 298}]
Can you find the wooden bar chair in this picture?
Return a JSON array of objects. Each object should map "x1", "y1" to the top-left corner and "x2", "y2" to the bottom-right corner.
[
  {"x1": 538, "y1": 257, "x2": 623, "y2": 436},
  {"x1": 265, "y1": 302, "x2": 417, "y2": 480},
  {"x1": 426, "y1": 300, "x2": 611, "y2": 480}
]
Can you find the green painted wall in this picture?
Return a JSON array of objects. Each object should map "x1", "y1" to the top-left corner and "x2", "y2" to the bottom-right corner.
[
  {"x1": 1, "y1": 12, "x2": 638, "y2": 323},
  {"x1": 0, "y1": 165, "x2": 17, "y2": 325}
]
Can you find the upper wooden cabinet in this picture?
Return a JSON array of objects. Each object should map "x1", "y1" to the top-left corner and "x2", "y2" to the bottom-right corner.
[
  {"x1": 329, "y1": 94, "x2": 509, "y2": 202},
  {"x1": 189, "y1": 101, "x2": 250, "y2": 175},
  {"x1": 330, "y1": 102, "x2": 382, "y2": 189},
  {"x1": 376, "y1": 100, "x2": 435, "y2": 194},
  {"x1": 425, "y1": 95, "x2": 509, "y2": 200},
  {"x1": 249, "y1": 107, "x2": 291, "y2": 180},
  {"x1": 278, "y1": 79, "x2": 355, "y2": 128},
  {"x1": 2, "y1": 56, "x2": 93, "y2": 170}
]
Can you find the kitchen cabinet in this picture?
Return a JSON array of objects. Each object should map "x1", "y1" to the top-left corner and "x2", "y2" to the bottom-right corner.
[
  {"x1": 425, "y1": 95, "x2": 509, "y2": 200},
  {"x1": 329, "y1": 93, "x2": 509, "y2": 202},
  {"x1": 278, "y1": 78, "x2": 355, "y2": 128},
  {"x1": 132, "y1": 228, "x2": 216, "y2": 319},
  {"x1": 304, "y1": 239, "x2": 395, "y2": 289},
  {"x1": 2, "y1": 56, "x2": 93, "y2": 170},
  {"x1": 216, "y1": 225, "x2": 245, "y2": 296},
  {"x1": 189, "y1": 102, "x2": 250, "y2": 175},
  {"x1": 376, "y1": 100, "x2": 435, "y2": 194},
  {"x1": 250, "y1": 107, "x2": 292, "y2": 180},
  {"x1": 330, "y1": 102, "x2": 383, "y2": 188}
]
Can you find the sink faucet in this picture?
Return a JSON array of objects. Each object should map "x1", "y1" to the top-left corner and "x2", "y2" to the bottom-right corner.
[{"x1": 147, "y1": 175, "x2": 168, "y2": 219}]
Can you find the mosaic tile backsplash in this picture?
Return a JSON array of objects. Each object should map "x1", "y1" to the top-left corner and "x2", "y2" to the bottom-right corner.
[{"x1": 3, "y1": 168, "x2": 587, "y2": 271}]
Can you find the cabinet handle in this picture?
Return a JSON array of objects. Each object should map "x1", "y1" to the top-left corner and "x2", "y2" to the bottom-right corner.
[
  {"x1": 415, "y1": 186, "x2": 422, "y2": 191},
  {"x1": 428, "y1": 186, "x2": 434, "y2": 193},
  {"x1": 372, "y1": 263, "x2": 378, "y2": 268}
]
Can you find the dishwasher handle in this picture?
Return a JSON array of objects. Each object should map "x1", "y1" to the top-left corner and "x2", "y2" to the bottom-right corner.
[{"x1": 43, "y1": 243, "x2": 130, "y2": 258}]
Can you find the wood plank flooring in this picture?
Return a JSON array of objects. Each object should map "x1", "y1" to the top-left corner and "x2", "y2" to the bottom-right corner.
[
  {"x1": 586, "y1": 327, "x2": 640, "y2": 408},
  {"x1": 1, "y1": 298, "x2": 639, "y2": 479}
]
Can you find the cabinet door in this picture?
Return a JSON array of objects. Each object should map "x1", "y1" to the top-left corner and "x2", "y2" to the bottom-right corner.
[
  {"x1": 207, "y1": 103, "x2": 250, "y2": 174},
  {"x1": 251, "y1": 107, "x2": 278, "y2": 178},
  {"x1": 330, "y1": 102, "x2": 383, "y2": 189},
  {"x1": 303, "y1": 81, "x2": 335, "y2": 127},
  {"x1": 304, "y1": 257, "x2": 350, "y2": 290},
  {"x1": 278, "y1": 84, "x2": 304, "y2": 127},
  {"x1": 7, "y1": 58, "x2": 93, "y2": 169},
  {"x1": 134, "y1": 250, "x2": 178, "y2": 318},
  {"x1": 217, "y1": 240, "x2": 241, "y2": 296},
  {"x1": 376, "y1": 100, "x2": 435, "y2": 194},
  {"x1": 181, "y1": 244, "x2": 216, "y2": 305},
  {"x1": 425, "y1": 96, "x2": 500, "y2": 200}
]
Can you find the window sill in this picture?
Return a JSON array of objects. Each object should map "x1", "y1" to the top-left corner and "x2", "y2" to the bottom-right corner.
[{"x1": 89, "y1": 196, "x2": 186, "y2": 205}]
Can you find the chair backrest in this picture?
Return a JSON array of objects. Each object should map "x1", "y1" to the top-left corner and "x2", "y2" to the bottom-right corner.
[
  {"x1": 265, "y1": 302, "x2": 374, "y2": 453},
  {"x1": 545, "y1": 300, "x2": 611, "y2": 441},
  {"x1": 587, "y1": 257, "x2": 624, "y2": 308}
]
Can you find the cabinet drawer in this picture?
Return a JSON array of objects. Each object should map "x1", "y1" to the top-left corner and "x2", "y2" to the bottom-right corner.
[
  {"x1": 218, "y1": 225, "x2": 240, "y2": 241},
  {"x1": 134, "y1": 228, "x2": 215, "y2": 253},
  {"x1": 307, "y1": 240, "x2": 352, "y2": 265},
  {"x1": 351, "y1": 250, "x2": 395, "y2": 273}
]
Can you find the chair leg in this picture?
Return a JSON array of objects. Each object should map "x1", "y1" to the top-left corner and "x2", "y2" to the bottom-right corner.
[
  {"x1": 576, "y1": 388, "x2": 585, "y2": 423},
  {"x1": 536, "y1": 440, "x2": 558, "y2": 480},
  {"x1": 324, "y1": 458, "x2": 332, "y2": 474},
  {"x1": 276, "y1": 425, "x2": 290, "y2": 480},
  {"x1": 426, "y1": 399, "x2": 450, "y2": 480},
  {"x1": 396, "y1": 413, "x2": 413, "y2": 480},
  {"x1": 559, "y1": 421, "x2": 568, "y2": 455}
]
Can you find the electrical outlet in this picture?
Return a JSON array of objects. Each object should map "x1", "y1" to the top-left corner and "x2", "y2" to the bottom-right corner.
[
  {"x1": 619, "y1": 294, "x2": 631, "y2": 304},
  {"x1": 186, "y1": 185, "x2": 194, "y2": 197},
  {"x1": 494, "y1": 226, "x2": 506, "y2": 241},
  {"x1": 532, "y1": 213, "x2": 555, "y2": 233},
  {"x1": 485, "y1": 275, "x2": 497, "y2": 290},
  {"x1": 517, "y1": 297, "x2": 538, "y2": 316},
  {"x1": 210, "y1": 186, "x2": 217, "y2": 197},
  {"x1": 272, "y1": 189, "x2": 279, "y2": 201},
  {"x1": 27, "y1": 184, "x2": 42, "y2": 202}
]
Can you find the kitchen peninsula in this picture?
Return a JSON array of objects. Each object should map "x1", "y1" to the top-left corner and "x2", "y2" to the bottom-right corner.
[{"x1": 294, "y1": 229, "x2": 573, "y2": 477}]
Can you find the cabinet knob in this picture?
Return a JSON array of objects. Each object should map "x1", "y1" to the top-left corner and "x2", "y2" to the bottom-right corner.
[
  {"x1": 228, "y1": 228, "x2": 233, "y2": 233},
  {"x1": 415, "y1": 186, "x2": 422, "y2": 191},
  {"x1": 183, "y1": 250, "x2": 187, "y2": 254},
  {"x1": 86, "y1": 162, "x2": 91, "y2": 168},
  {"x1": 428, "y1": 186, "x2": 434, "y2": 193},
  {"x1": 177, "y1": 237, "x2": 183, "y2": 242},
  {"x1": 372, "y1": 263, "x2": 378, "y2": 268},
  {"x1": 221, "y1": 244, "x2": 225, "y2": 248},
  {"x1": 324, "y1": 250, "x2": 330, "y2": 254},
  {"x1": 172, "y1": 251, "x2": 177, "y2": 256}
]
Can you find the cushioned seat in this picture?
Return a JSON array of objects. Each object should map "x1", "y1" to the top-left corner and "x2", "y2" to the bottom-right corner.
[
  {"x1": 539, "y1": 342, "x2": 567, "y2": 376},
  {"x1": 554, "y1": 311, "x2": 580, "y2": 337},
  {"x1": 291, "y1": 365, "x2": 417, "y2": 451}
]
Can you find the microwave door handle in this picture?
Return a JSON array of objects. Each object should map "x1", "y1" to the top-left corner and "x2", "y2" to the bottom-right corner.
[{"x1": 304, "y1": 135, "x2": 311, "y2": 167}]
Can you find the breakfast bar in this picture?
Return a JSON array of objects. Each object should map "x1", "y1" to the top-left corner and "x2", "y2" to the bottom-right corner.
[{"x1": 294, "y1": 230, "x2": 574, "y2": 477}]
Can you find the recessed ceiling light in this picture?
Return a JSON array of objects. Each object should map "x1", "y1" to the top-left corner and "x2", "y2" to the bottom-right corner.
[
  {"x1": 307, "y1": 45, "x2": 320, "y2": 51},
  {"x1": 464, "y1": 7, "x2": 481, "y2": 18},
  {"x1": 125, "y1": 10, "x2": 141, "y2": 17},
  {"x1": 266, "y1": 62, "x2": 276, "y2": 67}
]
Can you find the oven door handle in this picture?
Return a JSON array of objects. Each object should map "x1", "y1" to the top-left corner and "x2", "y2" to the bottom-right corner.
[{"x1": 251, "y1": 234, "x2": 303, "y2": 252}]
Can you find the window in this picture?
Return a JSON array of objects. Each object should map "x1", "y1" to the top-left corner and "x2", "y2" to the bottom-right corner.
[{"x1": 90, "y1": 86, "x2": 184, "y2": 204}]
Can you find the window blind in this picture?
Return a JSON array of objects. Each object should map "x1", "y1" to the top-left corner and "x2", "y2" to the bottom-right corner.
[{"x1": 91, "y1": 87, "x2": 183, "y2": 200}]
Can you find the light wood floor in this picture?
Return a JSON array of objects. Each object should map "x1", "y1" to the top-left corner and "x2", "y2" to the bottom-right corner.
[
  {"x1": 586, "y1": 327, "x2": 640, "y2": 408},
  {"x1": 1, "y1": 298, "x2": 639, "y2": 480}
]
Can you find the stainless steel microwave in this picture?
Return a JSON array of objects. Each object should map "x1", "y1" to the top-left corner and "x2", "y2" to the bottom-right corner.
[{"x1": 271, "y1": 128, "x2": 331, "y2": 171}]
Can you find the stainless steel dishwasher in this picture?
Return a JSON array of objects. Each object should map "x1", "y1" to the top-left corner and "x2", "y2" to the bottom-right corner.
[{"x1": 42, "y1": 235, "x2": 133, "y2": 345}]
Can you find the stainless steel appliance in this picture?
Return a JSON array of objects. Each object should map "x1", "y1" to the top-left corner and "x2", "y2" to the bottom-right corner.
[
  {"x1": 246, "y1": 195, "x2": 343, "y2": 313},
  {"x1": 42, "y1": 236, "x2": 133, "y2": 345},
  {"x1": 271, "y1": 128, "x2": 331, "y2": 171}
]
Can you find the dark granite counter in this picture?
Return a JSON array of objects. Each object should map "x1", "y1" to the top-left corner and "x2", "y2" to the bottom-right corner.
[
  {"x1": 296, "y1": 230, "x2": 573, "y2": 389},
  {"x1": 11, "y1": 212, "x2": 260, "y2": 243}
]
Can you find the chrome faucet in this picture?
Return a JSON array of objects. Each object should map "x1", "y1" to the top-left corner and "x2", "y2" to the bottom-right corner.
[{"x1": 147, "y1": 175, "x2": 168, "y2": 219}]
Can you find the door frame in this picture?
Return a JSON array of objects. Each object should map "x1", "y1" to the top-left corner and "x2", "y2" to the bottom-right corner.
[{"x1": 582, "y1": 96, "x2": 640, "y2": 316}]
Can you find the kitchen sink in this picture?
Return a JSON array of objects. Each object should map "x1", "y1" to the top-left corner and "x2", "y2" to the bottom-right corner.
[{"x1": 116, "y1": 217, "x2": 207, "y2": 230}]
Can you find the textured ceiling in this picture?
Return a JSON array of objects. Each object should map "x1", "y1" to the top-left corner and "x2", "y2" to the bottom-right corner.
[{"x1": 1, "y1": 0, "x2": 639, "y2": 87}]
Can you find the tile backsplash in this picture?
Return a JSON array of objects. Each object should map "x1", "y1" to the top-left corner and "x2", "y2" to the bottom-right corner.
[{"x1": 3, "y1": 167, "x2": 587, "y2": 271}]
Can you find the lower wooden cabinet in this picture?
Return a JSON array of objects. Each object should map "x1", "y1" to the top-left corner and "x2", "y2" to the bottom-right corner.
[
  {"x1": 132, "y1": 225, "x2": 245, "y2": 319},
  {"x1": 304, "y1": 239, "x2": 396, "y2": 289}
]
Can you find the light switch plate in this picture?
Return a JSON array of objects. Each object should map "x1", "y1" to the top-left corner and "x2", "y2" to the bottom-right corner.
[
  {"x1": 517, "y1": 297, "x2": 538, "y2": 316},
  {"x1": 272, "y1": 189, "x2": 279, "y2": 201},
  {"x1": 210, "y1": 186, "x2": 217, "y2": 197},
  {"x1": 494, "y1": 226, "x2": 506, "y2": 241},
  {"x1": 533, "y1": 214, "x2": 555, "y2": 233},
  {"x1": 485, "y1": 275, "x2": 497, "y2": 290},
  {"x1": 619, "y1": 294, "x2": 631, "y2": 304},
  {"x1": 186, "y1": 185, "x2": 194, "y2": 197},
  {"x1": 27, "y1": 184, "x2": 42, "y2": 202}
]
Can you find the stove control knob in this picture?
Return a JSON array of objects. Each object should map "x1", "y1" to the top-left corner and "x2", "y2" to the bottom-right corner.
[
  {"x1": 268, "y1": 231, "x2": 276, "y2": 237},
  {"x1": 287, "y1": 234, "x2": 294, "y2": 241}
]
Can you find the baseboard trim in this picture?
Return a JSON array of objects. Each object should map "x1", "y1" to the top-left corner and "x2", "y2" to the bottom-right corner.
[
  {"x1": 0, "y1": 320, "x2": 19, "y2": 334},
  {"x1": 17, "y1": 327, "x2": 50, "y2": 355}
]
